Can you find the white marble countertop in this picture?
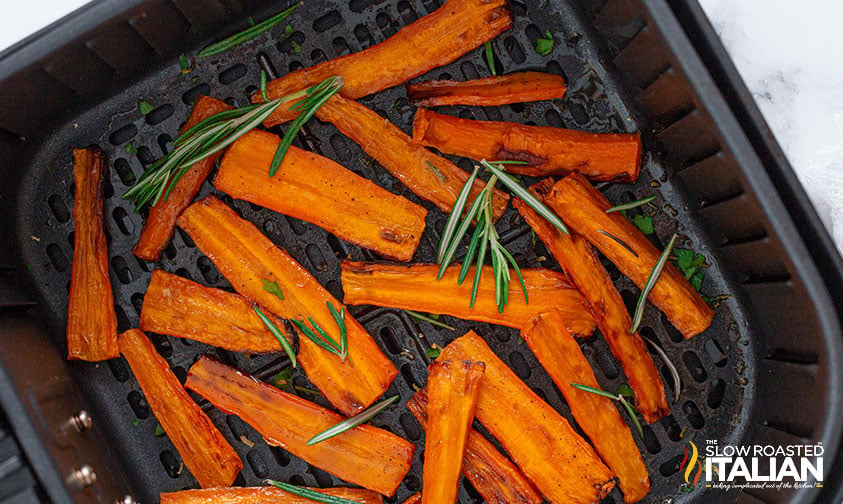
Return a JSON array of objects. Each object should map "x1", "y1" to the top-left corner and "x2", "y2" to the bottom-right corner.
[{"x1": 3, "y1": 1, "x2": 842, "y2": 254}]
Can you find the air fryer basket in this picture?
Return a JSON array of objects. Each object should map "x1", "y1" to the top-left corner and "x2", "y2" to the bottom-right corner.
[{"x1": 0, "y1": 0, "x2": 841, "y2": 503}]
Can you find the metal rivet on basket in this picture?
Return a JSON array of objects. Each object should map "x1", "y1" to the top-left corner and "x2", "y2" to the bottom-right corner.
[
  {"x1": 69, "y1": 410, "x2": 93, "y2": 433},
  {"x1": 115, "y1": 495, "x2": 137, "y2": 504},
  {"x1": 66, "y1": 465, "x2": 97, "y2": 489}
]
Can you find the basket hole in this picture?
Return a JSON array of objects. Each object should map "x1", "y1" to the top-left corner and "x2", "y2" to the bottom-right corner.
[
  {"x1": 286, "y1": 215, "x2": 309, "y2": 236},
  {"x1": 331, "y1": 36, "x2": 351, "y2": 56},
  {"x1": 659, "y1": 453, "x2": 684, "y2": 476},
  {"x1": 113, "y1": 158, "x2": 135, "y2": 185},
  {"x1": 109, "y1": 123, "x2": 137, "y2": 145},
  {"x1": 325, "y1": 233, "x2": 347, "y2": 258},
  {"x1": 568, "y1": 96, "x2": 590, "y2": 125},
  {"x1": 219, "y1": 63, "x2": 248, "y2": 85},
  {"x1": 504, "y1": 36, "x2": 525, "y2": 64},
  {"x1": 683, "y1": 400, "x2": 705, "y2": 429},
  {"x1": 460, "y1": 61, "x2": 480, "y2": 81},
  {"x1": 491, "y1": 326, "x2": 510, "y2": 343},
  {"x1": 182, "y1": 83, "x2": 211, "y2": 105},
  {"x1": 349, "y1": 0, "x2": 375, "y2": 12},
  {"x1": 484, "y1": 106, "x2": 503, "y2": 121},
  {"x1": 150, "y1": 332, "x2": 173, "y2": 358},
  {"x1": 112, "y1": 207, "x2": 134, "y2": 236},
  {"x1": 309, "y1": 464, "x2": 334, "y2": 488},
  {"x1": 325, "y1": 280, "x2": 342, "y2": 300},
  {"x1": 593, "y1": 345, "x2": 620, "y2": 379},
  {"x1": 708, "y1": 378, "x2": 726, "y2": 409},
  {"x1": 176, "y1": 268, "x2": 192, "y2": 282},
  {"x1": 163, "y1": 241, "x2": 177, "y2": 260},
  {"x1": 103, "y1": 177, "x2": 114, "y2": 199},
  {"x1": 330, "y1": 134, "x2": 353, "y2": 162},
  {"x1": 400, "y1": 363, "x2": 419, "y2": 390},
  {"x1": 127, "y1": 390, "x2": 149, "y2": 419},
  {"x1": 545, "y1": 108, "x2": 564, "y2": 128},
  {"x1": 305, "y1": 243, "x2": 329, "y2": 272},
  {"x1": 682, "y1": 351, "x2": 707, "y2": 382},
  {"x1": 376, "y1": 12, "x2": 397, "y2": 37},
  {"x1": 114, "y1": 305, "x2": 131, "y2": 331},
  {"x1": 108, "y1": 357, "x2": 131, "y2": 382},
  {"x1": 404, "y1": 474, "x2": 421, "y2": 492},
  {"x1": 247, "y1": 450, "x2": 268, "y2": 478},
  {"x1": 397, "y1": 1, "x2": 419, "y2": 23},
  {"x1": 111, "y1": 255, "x2": 133, "y2": 284},
  {"x1": 278, "y1": 31, "x2": 305, "y2": 53},
  {"x1": 269, "y1": 446, "x2": 291, "y2": 466},
  {"x1": 660, "y1": 415, "x2": 682, "y2": 441},
  {"x1": 145, "y1": 104, "x2": 174, "y2": 126},
  {"x1": 46, "y1": 243, "x2": 69, "y2": 272},
  {"x1": 159, "y1": 449, "x2": 182, "y2": 479},
  {"x1": 130, "y1": 292, "x2": 144, "y2": 315},
  {"x1": 462, "y1": 479, "x2": 483, "y2": 502},
  {"x1": 641, "y1": 424, "x2": 661, "y2": 454},
  {"x1": 508, "y1": 351, "x2": 531, "y2": 379},
  {"x1": 48, "y1": 194, "x2": 70, "y2": 223},
  {"x1": 313, "y1": 10, "x2": 341, "y2": 32},
  {"x1": 399, "y1": 412, "x2": 422, "y2": 441},
  {"x1": 136, "y1": 146, "x2": 156, "y2": 166},
  {"x1": 353, "y1": 24, "x2": 374, "y2": 48},
  {"x1": 226, "y1": 415, "x2": 250, "y2": 440},
  {"x1": 158, "y1": 134, "x2": 173, "y2": 155},
  {"x1": 379, "y1": 326, "x2": 402, "y2": 355},
  {"x1": 172, "y1": 366, "x2": 187, "y2": 384},
  {"x1": 262, "y1": 218, "x2": 278, "y2": 236},
  {"x1": 176, "y1": 227, "x2": 195, "y2": 248},
  {"x1": 705, "y1": 339, "x2": 727, "y2": 367},
  {"x1": 545, "y1": 60, "x2": 568, "y2": 82},
  {"x1": 197, "y1": 256, "x2": 220, "y2": 284}
]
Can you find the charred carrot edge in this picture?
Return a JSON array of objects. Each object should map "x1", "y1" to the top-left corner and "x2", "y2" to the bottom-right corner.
[
  {"x1": 134, "y1": 95, "x2": 232, "y2": 262},
  {"x1": 523, "y1": 311, "x2": 651, "y2": 503},
  {"x1": 422, "y1": 360, "x2": 485, "y2": 504},
  {"x1": 438, "y1": 331, "x2": 616, "y2": 503},
  {"x1": 406, "y1": 72, "x2": 566, "y2": 107},
  {"x1": 546, "y1": 173, "x2": 714, "y2": 338},
  {"x1": 215, "y1": 130, "x2": 428, "y2": 262},
  {"x1": 140, "y1": 269, "x2": 290, "y2": 353},
  {"x1": 513, "y1": 179, "x2": 669, "y2": 422},
  {"x1": 407, "y1": 390, "x2": 542, "y2": 504},
  {"x1": 316, "y1": 95, "x2": 508, "y2": 221},
  {"x1": 400, "y1": 493, "x2": 422, "y2": 504},
  {"x1": 413, "y1": 108, "x2": 642, "y2": 182},
  {"x1": 176, "y1": 196, "x2": 397, "y2": 416},
  {"x1": 256, "y1": 0, "x2": 511, "y2": 125},
  {"x1": 186, "y1": 356, "x2": 413, "y2": 496},
  {"x1": 160, "y1": 486, "x2": 383, "y2": 504},
  {"x1": 340, "y1": 261, "x2": 595, "y2": 335},
  {"x1": 67, "y1": 148, "x2": 119, "y2": 361},
  {"x1": 118, "y1": 329, "x2": 241, "y2": 487}
]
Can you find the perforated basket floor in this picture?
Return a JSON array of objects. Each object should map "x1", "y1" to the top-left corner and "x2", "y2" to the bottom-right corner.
[{"x1": 16, "y1": 0, "x2": 753, "y2": 502}]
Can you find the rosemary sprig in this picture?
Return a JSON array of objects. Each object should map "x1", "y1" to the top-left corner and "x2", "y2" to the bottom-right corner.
[
  {"x1": 404, "y1": 310, "x2": 455, "y2": 331},
  {"x1": 306, "y1": 395, "x2": 399, "y2": 446},
  {"x1": 264, "y1": 479, "x2": 362, "y2": 504},
  {"x1": 484, "y1": 41, "x2": 496, "y2": 75},
  {"x1": 605, "y1": 195, "x2": 655, "y2": 213},
  {"x1": 571, "y1": 383, "x2": 644, "y2": 439},
  {"x1": 198, "y1": 3, "x2": 300, "y2": 57},
  {"x1": 253, "y1": 306, "x2": 297, "y2": 368},
  {"x1": 641, "y1": 334, "x2": 682, "y2": 404},
  {"x1": 481, "y1": 160, "x2": 568, "y2": 235},
  {"x1": 597, "y1": 229, "x2": 639, "y2": 257},
  {"x1": 631, "y1": 233, "x2": 677, "y2": 333},
  {"x1": 268, "y1": 75, "x2": 344, "y2": 177},
  {"x1": 291, "y1": 302, "x2": 351, "y2": 365}
]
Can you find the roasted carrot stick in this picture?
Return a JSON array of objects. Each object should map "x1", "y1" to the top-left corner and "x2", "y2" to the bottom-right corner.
[
  {"x1": 438, "y1": 331, "x2": 615, "y2": 503},
  {"x1": 340, "y1": 261, "x2": 595, "y2": 335},
  {"x1": 315, "y1": 95, "x2": 508, "y2": 221},
  {"x1": 407, "y1": 390, "x2": 542, "y2": 504},
  {"x1": 140, "y1": 269, "x2": 289, "y2": 353},
  {"x1": 177, "y1": 196, "x2": 397, "y2": 415},
  {"x1": 523, "y1": 311, "x2": 650, "y2": 503},
  {"x1": 413, "y1": 108, "x2": 642, "y2": 182},
  {"x1": 513, "y1": 179, "x2": 668, "y2": 422},
  {"x1": 256, "y1": 0, "x2": 511, "y2": 126},
  {"x1": 186, "y1": 356, "x2": 414, "y2": 496},
  {"x1": 546, "y1": 173, "x2": 714, "y2": 338},
  {"x1": 67, "y1": 147, "x2": 118, "y2": 361},
  {"x1": 406, "y1": 72, "x2": 566, "y2": 107},
  {"x1": 214, "y1": 130, "x2": 428, "y2": 261},
  {"x1": 401, "y1": 493, "x2": 422, "y2": 504},
  {"x1": 134, "y1": 95, "x2": 232, "y2": 262},
  {"x1": 422, "y1": 360, "x2": 485, "y2": 504},
  {"x1": 160, "y1": 486, "x2": 383, "y2": 504},
  {"x1": 118, "y1": 329, "x2": 241, "y2": 488}
]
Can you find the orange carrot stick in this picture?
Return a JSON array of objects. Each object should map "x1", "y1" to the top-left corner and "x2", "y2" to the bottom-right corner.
[
  {"x1": 422, "y1": 360, "x2": 485, "y2": 504},
  {"x1": 140, "y1": 269, "x2": 289, "y2": 353},
  {"x1": 67, "y1": 147, "x2": 118, "y2": 361},
  {"x1": 401, "y1": 493, "x2": 422, "y2": 504},
  {"x1": 176, "y1": 196, "x2": 397, "y2": 415},
  {"x1": 546, "y1": 173, "x2": 714, "y2": 338},
  {"x1": 214, "y1": 129, "x2": 428, "y2": 261},
  {"x1": 406, "y1": 72, "x2": 566, "y2": 107},
  {"x1": 523, "y1": 310, "x2": 651, "y2": 503},
  {"x1": 256, "y1": 0, "x2": 511, "y2": 126},
  {"x1": 513, "y1": 179, "x2": 668, "y2": 422},
  {"x1": 438, "y1": 331, "x2": 616, "y2": 503},
  {"x1": 161, "y1": 487, "x2": 383, "y2": 504},
  {"x1": 315, "y1": 95, "x2": 508, "y2": 221},
  {"x1": 340, "y1": 261, "x2": 595, "y2": 335},
  {"x1": 185, "y1": 356, "x2": 414, "y2": 496},
  {"x1": 413, "y1": 108, "x2": 642, "y2": 182},
  {"x1": 407, "y1": 390, "x2": 542, "y2": 504},
  {"x1": 118, "y1": 329, "x2": 241, "y2": 488},
  {"x1": 134, "y1": 95, "x2": 232, "y2": 261}
]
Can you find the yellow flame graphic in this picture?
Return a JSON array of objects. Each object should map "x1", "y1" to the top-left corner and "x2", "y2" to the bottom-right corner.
[{"x1": 684, "y1": 441, "x2": 699, "y2": 484}]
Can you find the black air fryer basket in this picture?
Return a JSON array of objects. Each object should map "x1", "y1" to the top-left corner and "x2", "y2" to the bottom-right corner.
[{"x1": 1, "y1": 0, "x2": 842, "y2": 503}]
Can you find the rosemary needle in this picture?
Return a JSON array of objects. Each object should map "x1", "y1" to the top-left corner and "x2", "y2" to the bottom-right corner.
[
  {"x1": 198, "y1": 3, "x2": 301, "y2": 57},
  {"x1": 630, "y1": 233, "x2": 678, "y2": 333},
  {"x1": 597, "y1": 229, "x2": 639, "y2": 257},
  {"x1": 570, "y1": 383, "x2": 644, "y2": 439},
  {"x1": 291, "y1": 302, "x2": 350, "y2": 365},
  {"x1": 253, "y1": 306, "x2": 297, "y2": 368},
  {"x1": 264, "y1": 479, "x2": 362, "y2": 504},
  {"x1": 605, "y1": 195, "x2": 656, "y2": 213},
  {"x1": 306, "y1": 395, "x2": 399, "y2": 445}
]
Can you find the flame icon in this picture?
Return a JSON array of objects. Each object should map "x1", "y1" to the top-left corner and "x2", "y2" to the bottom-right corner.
[{"x1": 680, "y1": 441, "x2": 704, "y2": 487}]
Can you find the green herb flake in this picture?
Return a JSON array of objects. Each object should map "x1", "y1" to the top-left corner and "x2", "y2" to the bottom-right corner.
[
  {"x1": 138, "y1": 100, "x2": 155, "y2": 116},
  {"x1": 633, "y1": 214, "x2": 654, "y2": 235},
  {"x1": 292, "y1": 40, "x2": 302, "y2": 54},
  {"x1": 536, "y1": 30, "x2": 554, "y2": 56},
  {"x1": 153, "y1": 423, "x2": 165, "y2": 437},
  {"x1": 25, "y1": 263, "x2": 32, "y2": 271},
  {"x1": 132, "y1": 418, "x2": 141, "y2": 427},
  {"x1": 178, "y1": 53, "x2": 194, "y2": 74},
  {"x1": 271, "y1": 367, "x2": 294, "y2": 388},
  {"x1": 125, "y1": 142, "x2": 138, "y2": 155},
  {"x1": 262, "y1": 278, "x2": 285, "y2": 300},
  {"x1": 616, "y1": 383, "x2": 634, "y2": 399},
  {"x1": 247, "y1": 16, "x2": 255, "y2": 26},
  {"x1": 690, "y1": 271, "x2": 704, "y2": 291},
  {"x1": 285, "y1": 24, "x2": 294, "y2": 36},
  {"x1": 425, "y1": 347, "x2": 442, "y2": 360}
]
